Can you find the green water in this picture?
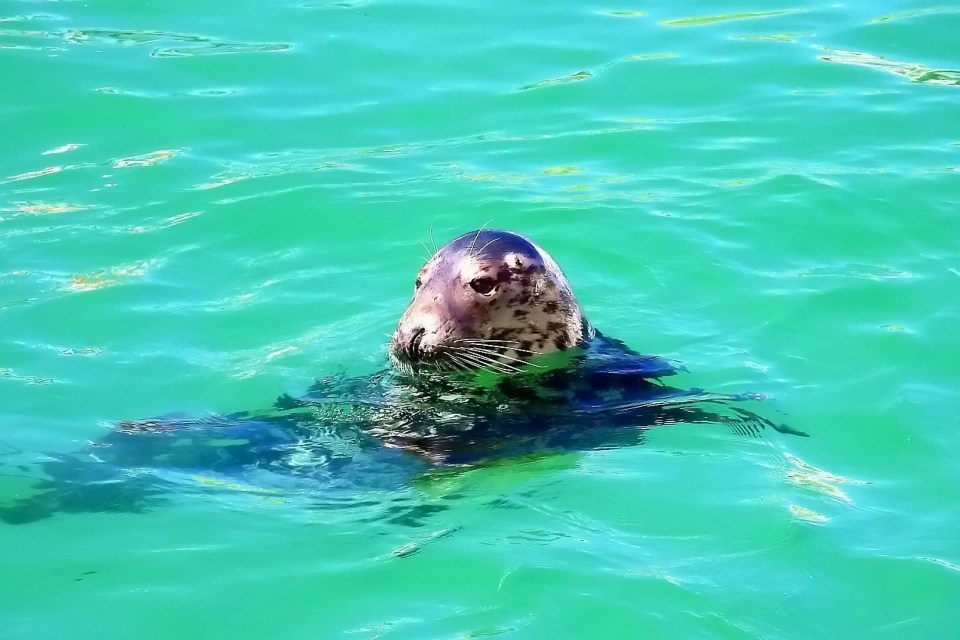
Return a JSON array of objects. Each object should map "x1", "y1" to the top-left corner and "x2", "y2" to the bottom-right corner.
[{"x1": 2, "y1": 0, "x2": 959, "y2": 636}]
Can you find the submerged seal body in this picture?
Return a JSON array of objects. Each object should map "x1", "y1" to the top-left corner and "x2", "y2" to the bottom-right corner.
[{"x1": 391, "y1": 229, "x2": 592, "y2": 376}]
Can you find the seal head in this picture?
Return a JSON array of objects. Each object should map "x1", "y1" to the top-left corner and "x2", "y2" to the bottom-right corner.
[{"x1": 390, "y1": 230, "x2": 590, "y2": 375}]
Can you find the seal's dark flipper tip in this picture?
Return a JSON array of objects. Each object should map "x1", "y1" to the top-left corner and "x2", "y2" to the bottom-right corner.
[
  {"x1": 727, "y1": 406, "x2": 808, "y2": 438},
  {"x1": 771, "y1": 422, "x2": 810, "y2": 437}
]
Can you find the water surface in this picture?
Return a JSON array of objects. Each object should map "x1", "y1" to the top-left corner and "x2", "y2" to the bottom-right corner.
[{"x1": 2, "y1": 0, "x2": 959, "y2": 637}]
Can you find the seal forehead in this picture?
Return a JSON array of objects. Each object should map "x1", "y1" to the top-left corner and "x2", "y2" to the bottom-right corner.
[{"x1": 444, "y1": 230, "x2": 544, "y2": 263}]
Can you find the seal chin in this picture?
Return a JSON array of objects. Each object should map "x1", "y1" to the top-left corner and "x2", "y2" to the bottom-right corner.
[
  {"x1": 387, "y1": 348, "x2": 416, "y2": 377},
  {"x1": 388, "y1": 342, "x2": 432, "y2": 375}
]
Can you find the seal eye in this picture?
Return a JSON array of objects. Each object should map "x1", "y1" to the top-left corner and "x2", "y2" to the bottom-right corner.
[
  {"x1": 414, "y1": 277, "x2": 422, "y2": 290},
  {"x1": 469, "y1": 276, "x2": 497, "y2": 295}
]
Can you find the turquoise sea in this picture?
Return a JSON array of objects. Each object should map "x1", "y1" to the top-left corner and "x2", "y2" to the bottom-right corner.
[{"x1": 2, "y1": 0, "x2": 959, "y2": 637}]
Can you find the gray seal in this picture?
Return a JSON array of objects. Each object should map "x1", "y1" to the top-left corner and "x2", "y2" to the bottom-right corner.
[{"x1": 390, "y1": 229, "x2": 593, "y2": 375}]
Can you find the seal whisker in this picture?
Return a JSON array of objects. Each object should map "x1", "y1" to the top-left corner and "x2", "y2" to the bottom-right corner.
[
  {"x1": 452, "y1": 344, "x2": 512, "y2": 359},
  {"x1": 462, "y1": 345, "x2": 537, "y2": 356},
  {"x1": 468, "y1": 221, "x2": 492, "y2": 257},
  {"x1": 428, "y1": 227, "x2": 438, "y2": 254},
  {"x1": 452, "y1": 356, "x2": 477, "y2": 373},
  {"x1": 455, "y1": 350, "x2": 523, "y2": 374},
  {"x1": 389, "y1": 353, "x2": 413, "y2": 377},
  {"x1": 450, "y1": 351, "x2": 491, "y2": 369},
  {"x1": 444, "y1": 356, "x2": 467, "y2": 374},
  {"x1": 474, "y1": 349, "x2": 541, "y2": 368},
  {"x1": 450, "y1": 350, "x2": 503, "y2": 372},
  {"x1": 445, "y1": 358, "x2": 464, "y2": 373},
  {"x1": 459, "y1": 339, "x2": 538, "y2": 355},
  {"x1": 446, "y1": 353, "x2": 475, "y2": 373},
  {"x1": 450, "y1": 345, "x2": 507, "y2": 363},
  {"x1": 489, "y1": 359, "x2": 524, "y2": 374},
  {"x1": 451, "y1": 344, "x2": 539, "y2": 368},
  {"x1": 445, "y1": 354, "x2": 465, "y2": 371},
  {"x1": 467, "y1": 351, "x2": 529, "y2": 371},
  {"x1": 474, "y1": 237, "x2": 498, "y2": 258},
  {"x1": 463, "y1": 346, "x2": 538, "y2": 358},
  {"x1": 471, "y1": 350, "x2": 536, "y2": 370},
  {"x1": 419, "y1": 242, "x2": 434, "y2": 262}
]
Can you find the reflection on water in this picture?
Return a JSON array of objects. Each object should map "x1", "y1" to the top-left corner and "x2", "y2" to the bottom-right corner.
[
  {"x1": 660, "y1": 10, "x2": 804, "y2": 28},
  {"x1": 63, "y1": 28, "x2": 291, "y2": 58},
  {"x1": 818, "y1": 47, "x2": 960, "y2": 87}
]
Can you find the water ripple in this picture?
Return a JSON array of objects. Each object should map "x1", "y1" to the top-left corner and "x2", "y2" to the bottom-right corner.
[
  {"x1": 784, "y1": 453, "x2": 867, "y2": 505},
  {"x1": 61, "y1": 27, "x2": 291, "y2": 57},
  {"x1": 788, "y1": 504, "x2": 829, "y2": 524},
  {"x1": 9, "y1": 201, "x2": 91, "y2": 216},
  {"x1": 660, "y1": 10, "x2": 804, "y2": 28},
  {"x1": 42, "y1": 143, "x2": 83, "y2": 156},
  {"x1": 818, "y1": 46, "x2": 960, "y2": 87},
  {"x1": 67, "y1": 258, "x2": 162, "y2": 293},
  {"x1": 0, "y1": 368, "x2": 58, "y2": 385},
  {"x1": 152, "y1": 42, "x2": 291, "y2": 58},
  {"x1": 870, "y1": 7, "x2": 960, "y2": 23},
  {"x1": 111, "y1": 149, "x2": 184, "y2": 169},
  {"x1": 4, "y1": 165, "x2": 66, "y2": 183},
  {"x1": 518, "y1": 70, "x2": 592, "y2": 92},
  {"x1": 598, "y1": 10, "x2": 646, "y2": 18}
]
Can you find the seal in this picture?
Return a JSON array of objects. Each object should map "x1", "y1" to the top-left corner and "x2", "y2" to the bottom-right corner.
[
  {"x1": 0, "y1": 230, "x2": 805, "y2": 524},
  {"x1": 390, "y1": 229, "x2": 593, "y2": 376}
]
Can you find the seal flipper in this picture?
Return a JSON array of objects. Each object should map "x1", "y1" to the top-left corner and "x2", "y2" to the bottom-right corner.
[
  {"x1": 583, "y1": 330, "x2": 681, "y2": 379},
  {"x1": 575, "y1": 332, "x2": 808, "y2": 438}
]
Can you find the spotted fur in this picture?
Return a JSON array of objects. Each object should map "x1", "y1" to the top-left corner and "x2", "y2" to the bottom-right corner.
[{"x1": 390, "y1": 230, "x2": 592, "y2": 375}]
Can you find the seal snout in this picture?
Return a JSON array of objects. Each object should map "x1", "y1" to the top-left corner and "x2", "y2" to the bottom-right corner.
[
  {"x1": 392, "y1": 324, "x2": 435, "y2": 364},
  {"x1": 407, "y1": 327, "x2": 427, "y2": 360}
]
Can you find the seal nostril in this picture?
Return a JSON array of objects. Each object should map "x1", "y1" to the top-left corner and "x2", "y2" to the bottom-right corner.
[{"x1": 408, "y1": 327, "x2": 426, "y2": 359}]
